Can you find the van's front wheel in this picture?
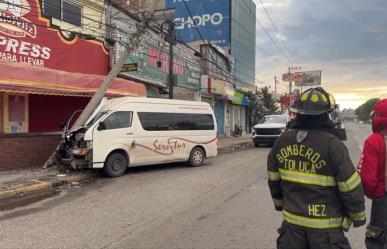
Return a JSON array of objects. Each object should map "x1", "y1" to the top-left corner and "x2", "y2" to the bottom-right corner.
[
  {"x1": 103, "y1": 152, "x2": 127, "y2": 178},
  {"x1": 189, "y1": 147, "x2": 205, "y2": 167}
]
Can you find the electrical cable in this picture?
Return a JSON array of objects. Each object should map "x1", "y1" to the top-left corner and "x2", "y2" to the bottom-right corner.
[{"x1": 258, "y1": 0, "x2": 298, "y2": 66}]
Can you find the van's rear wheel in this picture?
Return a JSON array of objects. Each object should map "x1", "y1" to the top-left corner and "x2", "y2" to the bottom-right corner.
[
  {"x1": 103, "y1": 152, "x2": 127, "y2": 178},
  {"x1": 189, "y1": 147, "x2": 205, "y2": 167}
]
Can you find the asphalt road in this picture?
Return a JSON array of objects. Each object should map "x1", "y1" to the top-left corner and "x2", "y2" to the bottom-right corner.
[{"x1": 0, "y1": 122, "x2": 373, "y2": 249}]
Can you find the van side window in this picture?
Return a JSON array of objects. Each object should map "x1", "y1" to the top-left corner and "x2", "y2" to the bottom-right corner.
[
  {"x1": 103, "y1": 111, "x2": 132, "y2": 130},
  {"x1": 138, "y1": 113, "x2": 214, "y2": 131}
]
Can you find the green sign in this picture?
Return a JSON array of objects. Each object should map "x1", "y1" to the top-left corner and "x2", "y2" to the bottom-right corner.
[{"x1": 232, "y1": 92, "x2": 244, "y2": 105}]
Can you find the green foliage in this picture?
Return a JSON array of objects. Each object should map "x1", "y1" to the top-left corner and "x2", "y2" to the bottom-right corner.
[
  {"x1": 240, "y1": 86, "x2": 280, "y2": 127},
  {"x1": 355, "y1": 98, "x2": 380, "y2": 123}
]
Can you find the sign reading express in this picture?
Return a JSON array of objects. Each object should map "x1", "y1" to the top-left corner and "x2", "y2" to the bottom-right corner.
[
  {"x1": 0, "y1": 0, "x2": 108, "y2": 75},
  {"x1": 166, "y1": 0, "x2": 230, "y2": 48}
]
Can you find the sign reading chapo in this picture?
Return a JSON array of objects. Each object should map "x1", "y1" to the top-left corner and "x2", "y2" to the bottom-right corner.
[
  {"x1": 166, "y1": 0, "x2": 231, "y2": 48},
  {"x1": 0, "y1": 0, "x2": 108, "y2": 75}
]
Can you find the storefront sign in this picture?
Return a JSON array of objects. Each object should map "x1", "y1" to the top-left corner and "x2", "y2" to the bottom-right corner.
[
  {"x1": 224, "y1": 82, "x2": 235, "y2": 99},
  {"x1": 120, "y1": 44, "x2": 201, "y2": 90},
  {"x1": 121, "y1": 63, "x2": 138, "y2": 72},
  {"x1": 0, "y1": 0, "x2": 109, "y2": 75},
  {"x1": 232, "y1": 92, "x2": 249, "y2": 106},
  {"x1": 209, "y1": 77, "x2": 226, "y2": 95},
  {"x1": 166, "y1": 0, "x2": 231, "y2": 48}
]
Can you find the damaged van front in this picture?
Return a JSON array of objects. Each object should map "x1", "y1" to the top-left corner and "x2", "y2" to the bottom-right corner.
[{"x1": 59, "y1": 99, "x2": 109, "y2": 169}]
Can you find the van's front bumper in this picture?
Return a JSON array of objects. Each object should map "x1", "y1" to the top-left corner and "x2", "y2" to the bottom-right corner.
[
  {"x1": 72, "y1": 148, "x2": 91, "y2": 156},
  {"x1": 61, "y1": 148, "x2": 92, "y2": 169}
]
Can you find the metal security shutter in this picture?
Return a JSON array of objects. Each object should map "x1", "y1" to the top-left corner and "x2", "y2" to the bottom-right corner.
[{"x1": 29, "y1": 95, "x2": 90, "y2": 132}]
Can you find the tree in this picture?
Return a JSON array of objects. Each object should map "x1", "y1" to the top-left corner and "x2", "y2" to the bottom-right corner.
[
  {"x1": 355, "y1": 98, "x2": 380, "y2": 123},
  {"x1": 242, "y1": 86, "x2": 280, "y2": 127}
]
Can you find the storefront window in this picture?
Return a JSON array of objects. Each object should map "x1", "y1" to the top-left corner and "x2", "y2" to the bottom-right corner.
[
  {"x1": 4, "y1": 94, "x2": 28, "y2": 134},
  {"x1": 43, "y1": 0, "x2": 82, "y2": 27},
  {"x1": 0, "y1": 93, "x2": 3, "y2": 133}
]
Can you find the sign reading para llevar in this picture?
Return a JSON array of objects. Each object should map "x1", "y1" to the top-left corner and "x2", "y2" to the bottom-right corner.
[{"x1": 0, "y1": 0, "x2": 109, "y2": 75}]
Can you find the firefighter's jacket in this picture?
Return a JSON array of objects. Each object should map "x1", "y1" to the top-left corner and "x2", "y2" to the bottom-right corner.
[{"x1": 268, "y1": 129, "x2": 366, "y2": 230}]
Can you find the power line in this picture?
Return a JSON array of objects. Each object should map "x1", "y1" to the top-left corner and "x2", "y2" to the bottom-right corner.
[
  {"x1": 258, "y1": 0, "x2": 298, "y2": 65},
  {"x1": 256, "y1": 17, "x2": 293, "y2": 66},
  {"x1": 231, "y1": 0, "x2": 293, "y2": 66}
]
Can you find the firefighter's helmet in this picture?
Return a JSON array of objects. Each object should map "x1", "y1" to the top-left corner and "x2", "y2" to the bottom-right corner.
[{"x1": 290, "y1": 87, "x2": 334, "y2": 115}]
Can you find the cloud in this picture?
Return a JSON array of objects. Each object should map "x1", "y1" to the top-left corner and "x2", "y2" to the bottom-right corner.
[{"x1": 254, "y1": 0, "x2": 387, "y2": 108}]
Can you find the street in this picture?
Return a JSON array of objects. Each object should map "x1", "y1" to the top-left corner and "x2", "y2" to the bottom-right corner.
[{"x1": 0, "y1": 123, "x2": 373, "y2": 249}]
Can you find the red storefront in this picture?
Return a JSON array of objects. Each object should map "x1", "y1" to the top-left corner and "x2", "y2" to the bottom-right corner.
[{"x1": 0, "y1": 0, "x2": 146, "y2": 170}]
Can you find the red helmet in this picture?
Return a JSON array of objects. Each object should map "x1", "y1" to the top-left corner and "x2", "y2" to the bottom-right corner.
[{"x1": 371, "y1": 99, "x2": 387, "y2": 133}]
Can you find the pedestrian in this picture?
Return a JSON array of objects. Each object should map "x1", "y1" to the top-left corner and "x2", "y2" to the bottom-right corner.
[
  {"x1": 357, "y1": 99, "x2": 387, "y2": 249},
  {"x1": 267, "y1": 87, "x2": 366, "y2": 249}
]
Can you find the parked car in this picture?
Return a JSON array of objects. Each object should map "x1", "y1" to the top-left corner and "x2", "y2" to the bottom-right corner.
[
  {"x1": 252, "y1": 115, "x2": 289, "y2": 147},
  {"x1": 60, "y1": 97, "x2": 218, "y2": 177}
]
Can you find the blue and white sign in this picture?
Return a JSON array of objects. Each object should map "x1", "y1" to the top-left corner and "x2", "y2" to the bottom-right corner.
[{"x1": 166, "y1": 0, "x2": 230, "y2": 48}]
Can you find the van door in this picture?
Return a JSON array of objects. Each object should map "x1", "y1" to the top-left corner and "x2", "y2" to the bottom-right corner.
[{"x1": 92, "y1": 111, "x2": 135, "y2": 166}]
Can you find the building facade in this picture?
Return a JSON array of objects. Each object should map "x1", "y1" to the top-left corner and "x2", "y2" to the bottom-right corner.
[
  {"x1": 159, "y1": 0, "x2": 255, "y2": 135},
  {"x1": 0, "y1": 0, "x2": 146, "y2": 170},
  {"x1": 231, "y1": 0, "x2": 256, "y2": 88},
  {"x1": 109, "y1": 1, "x2": 202, "y2": 101}
]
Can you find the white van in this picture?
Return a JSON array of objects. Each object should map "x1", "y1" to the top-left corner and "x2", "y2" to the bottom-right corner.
[{"x1": 62, "y1": 97, "x2": 218, "y2": 177}]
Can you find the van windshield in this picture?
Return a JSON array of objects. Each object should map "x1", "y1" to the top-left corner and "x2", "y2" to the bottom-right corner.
[{"x1": 86, "y1": 111, "x2": 109, "y2": 127}]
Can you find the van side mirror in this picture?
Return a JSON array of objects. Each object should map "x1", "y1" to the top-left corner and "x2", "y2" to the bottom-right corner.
[
  {"x1": 97, "y1": 121, "x2": 106, "y2": 131},
  {"x1": 59, "y1": 120, "x2": 67, "y2": 129}
]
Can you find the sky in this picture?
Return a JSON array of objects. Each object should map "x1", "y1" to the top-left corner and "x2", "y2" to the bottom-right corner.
[{"x1": 253, "y1": 0, "x2": 387, "y2": 109}]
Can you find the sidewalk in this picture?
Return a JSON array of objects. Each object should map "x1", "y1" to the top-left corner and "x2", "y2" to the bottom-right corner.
[
  {"x1": 218, "y1": 134, "x2": 253, "y2": 154},
  {"x1": 0, "y1": 135, "x2": 254, "y2": 210}
]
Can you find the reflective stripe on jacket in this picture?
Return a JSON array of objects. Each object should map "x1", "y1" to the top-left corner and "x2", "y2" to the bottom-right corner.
[{"x1": 267, "y1": 129, "x2": 366, "y2": 230}]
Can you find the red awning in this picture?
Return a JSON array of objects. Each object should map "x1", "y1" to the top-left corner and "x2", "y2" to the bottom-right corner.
[{"x1": 0, "y1": 62, "x2": 147, "y2": 97}]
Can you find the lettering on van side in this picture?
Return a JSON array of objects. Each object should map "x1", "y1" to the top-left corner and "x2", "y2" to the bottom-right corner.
[{"x1": 153, "y1": 139, "x2": 186, "y2": 154}]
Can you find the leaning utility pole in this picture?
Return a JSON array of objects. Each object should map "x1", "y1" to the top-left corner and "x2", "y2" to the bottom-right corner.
[{"x1": 71, "y1": 2, "x2": 160, "y2": 131}]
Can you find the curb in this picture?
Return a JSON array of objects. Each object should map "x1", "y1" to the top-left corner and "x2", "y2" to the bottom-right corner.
[
  {"x1": 0, "y1": 171, "x2": 97, "y2": 211},
  {"x1": 218, "y1": 140, "x2": 254, "y2": 155}
]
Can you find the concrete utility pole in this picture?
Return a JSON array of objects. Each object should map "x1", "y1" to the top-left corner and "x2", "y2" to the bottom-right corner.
[
  {"x1": 71, "y1": 1, "x2": 160, "y2": 131},
  {"x1": 274, "y1": 76, "x2": 277, "y2": 93},
  {"x1": 166, "y1": 20, "x2": 176, "y2": 99}
]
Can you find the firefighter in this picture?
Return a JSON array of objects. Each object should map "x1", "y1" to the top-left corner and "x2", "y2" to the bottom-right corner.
[
  {"x1": 357, "y1": 99, "x2": 387, "y2": 249},
  {"x1": 268, "y1": 87, "x2": 366, "y2": 249}
]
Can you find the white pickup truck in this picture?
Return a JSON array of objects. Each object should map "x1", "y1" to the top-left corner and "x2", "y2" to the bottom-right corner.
[{"x1": 252, "y1": 115, "x2": 289, "y2": 147}]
